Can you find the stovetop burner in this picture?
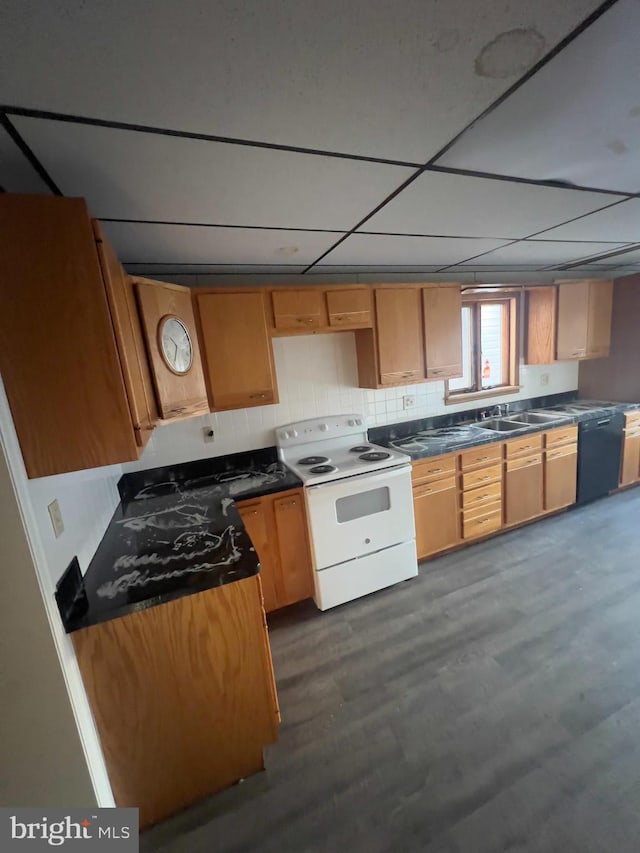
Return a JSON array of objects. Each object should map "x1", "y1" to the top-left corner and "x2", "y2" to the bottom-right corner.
[
  {"x1": 359, "y1": 451, "x2": 391, "y2": 462},
  {"x1": 349, "y1": 445, "x2": 372, "y2": 453},
  {"x1": 310, "y1": 464, "x2": 337, "y2": 474},
  {"x1": 298, "y1": 456, "x2": 329, "y2": 466}
]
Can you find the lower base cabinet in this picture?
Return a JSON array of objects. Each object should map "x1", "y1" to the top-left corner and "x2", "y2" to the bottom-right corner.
[
  {"x1": 620, "y1": 412, "x2": 640, "y2": 486},
  {"x1": 504, "y1": 454, "x2": 544, "y2": 526},
  {"x1": 72, "y1": 576, "x2": 279, "y2": 830},
  {"x1": 237, "y1": 489, "x2": 314, "y2": 612},
  {"x1": 414, "y1": 477, "x2": 459, "y2": 559},
  {"x1": 545, "y1": 444, "x2": 578, "y2": 510}
]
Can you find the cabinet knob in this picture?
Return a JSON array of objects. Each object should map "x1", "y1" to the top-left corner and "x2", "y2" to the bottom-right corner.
[{"x1": 250, "y1": 393, "x2": 267, "y2": 399}]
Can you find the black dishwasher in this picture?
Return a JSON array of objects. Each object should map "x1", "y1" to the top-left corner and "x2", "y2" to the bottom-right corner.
[{"x1": 577, "y1": 412, "x2": 624, "y2": 505}]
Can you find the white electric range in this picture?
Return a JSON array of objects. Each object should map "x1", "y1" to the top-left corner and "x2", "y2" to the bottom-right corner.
[{"x1": 276, "y1": 415, "x2": 417, "y2": 610}]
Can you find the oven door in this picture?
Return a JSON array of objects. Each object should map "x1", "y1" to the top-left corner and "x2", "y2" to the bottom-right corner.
[{"x1": 305, "y1": 464, "x2": 415, "y2": 570}]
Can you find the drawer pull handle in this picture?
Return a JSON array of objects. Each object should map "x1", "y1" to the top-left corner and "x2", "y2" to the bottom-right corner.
[
  {"x1": 478, "y1": 456, "x2": 489, "y2": 461},
  {"x1": 479, "y1": 475, "x2": 491, "y2": 481},
  {"x1": 250, "y1": 393, "x2": 267, "y2": 399},
  {"x1": 431, "y1": 369, "x2": 443, "y2": 375},
  {"x1": 296, "y1": 317, "x2": 315, "y2": 324},
  {"x1": 430, "y1": 467, "x2": 443, "y2": 473},
  {"x1": 479, "y1": 518, "x2": 490, "y2": 525}
]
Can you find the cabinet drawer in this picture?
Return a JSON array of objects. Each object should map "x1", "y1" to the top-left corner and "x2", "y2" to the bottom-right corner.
[
  {"x1": 506, "y1": 453, "x2": 543, "y2": 472},
  {"x1": 545, "y1": 425, "x2": 578, "y2": 448},
  {"x1": 272, "y1": 290, "x2": 327, "y2": 330},
  {"x1": 462, "y1": 507, "x2": 502, "y2": 539},
  {"x1": 505, "y1": 433, "x2": 543, "y2": 458},
  {"x1": 380, "y1": 368, "x2": 424, "y2": 385},
  {"x1": 412, "y1": 476, "x2": 456, "y2": 498},
  {"x1": 462, "y1": 463, "x2": 502, "y2": 491},
  {"x1": 326, "y1": 289, "x2": 372, "y2": 328},
  {"x1": 412, "y1": 454, "x2": 456, "y2": 485},
  {"x1": 459, "y1": 443, "x2": 502, "y2": 471},
  {"x1": 461, "y1": 481, "x2": 502, "y2": 510},
  {"x1": 546, "y1": 443, "x2": 577, "y2": 461},
  {"x1": 625, "y1": 410, "x2": 640, "y2": 427}
]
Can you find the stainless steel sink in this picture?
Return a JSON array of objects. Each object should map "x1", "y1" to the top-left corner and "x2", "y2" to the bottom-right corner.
[
  {"x1": 505, "y1": 411, "x2": 566, "y2": 425},
  {"x1": 476, "y1": 418, "x2": 526, "y2": 432}
]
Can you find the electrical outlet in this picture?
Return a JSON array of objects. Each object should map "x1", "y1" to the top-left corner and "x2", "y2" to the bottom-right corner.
[
  {"x1": 48, "y1": 499, "x2": 64, "y2": 538},
  {"x1": 403, "y1": 395, "x2": 415, "y2": 409},
  {"x1": 540, "y1": 373, "x2": 550, "y2": 387},
  {"x1": 203, "y1": 426, "x2": 215, "y2": 443}
]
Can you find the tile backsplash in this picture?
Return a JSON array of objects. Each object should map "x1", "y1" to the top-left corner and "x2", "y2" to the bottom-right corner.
[{"x1": 128, "y1": 333, "x2": 579, "y2": 472}]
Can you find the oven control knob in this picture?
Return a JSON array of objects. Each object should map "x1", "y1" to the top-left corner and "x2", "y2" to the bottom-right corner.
[
  {"x1": 319, "y1": 423, "x2": 329, "y2": 432},
  {"x1": 365, "y1": 538, "x2": 371, "y2": 544},
  {"x1": 282, "y1": 430, "x2": 290, "y2": 439},
  {"x1": 290, "y1": 429, "x2": 298, "y2": 438},
  {"x1": 348, "y1": 419, "x2": 355, "y2": 426},
  {"x1": 355, "y1": 418, "x2": 362, "y2": 425}
]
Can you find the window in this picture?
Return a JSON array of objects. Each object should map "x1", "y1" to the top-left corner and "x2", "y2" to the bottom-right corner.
[{"x1": 446, "y1": 295, "x2": 519, "y2": 402}]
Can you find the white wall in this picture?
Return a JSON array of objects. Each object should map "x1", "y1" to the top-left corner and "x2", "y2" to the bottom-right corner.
[{"x1": 128, "y1": 333, "x2": 579, "y2": 471}]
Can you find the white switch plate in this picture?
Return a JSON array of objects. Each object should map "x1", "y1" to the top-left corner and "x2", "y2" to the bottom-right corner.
[
  {"x1": 540, "y1": 373, "x2": 550, "y2": 387},
  {"x1": 48, "y1": 499, "x2": 64, "y2": 538},
  {"x1": 403, "y1": 395, "x2": 415, "y2": 409}
]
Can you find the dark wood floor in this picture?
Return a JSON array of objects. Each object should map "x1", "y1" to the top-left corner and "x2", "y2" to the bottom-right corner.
[{"x1": 143, "y1": 487, "x2": 640, "y2": 853}]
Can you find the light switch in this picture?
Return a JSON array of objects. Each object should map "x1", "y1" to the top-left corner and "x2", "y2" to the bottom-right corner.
[{"x1": 48, "y1": 499, "x2": 64, "y2": 538}]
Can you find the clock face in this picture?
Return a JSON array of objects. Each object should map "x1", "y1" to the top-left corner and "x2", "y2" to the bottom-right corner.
[{"x1": 159, "y1": 316, "x2": 193, "y2": 374}]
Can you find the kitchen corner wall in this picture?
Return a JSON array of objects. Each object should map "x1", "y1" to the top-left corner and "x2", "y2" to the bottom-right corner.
[{"x1": 128, "y1": 333, "x2": 579, "y2": 472}]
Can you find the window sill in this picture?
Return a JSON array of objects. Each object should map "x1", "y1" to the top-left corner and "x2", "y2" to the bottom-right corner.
[{"x1": 444, "y1": 385, "x2": 521, "y2": 406}]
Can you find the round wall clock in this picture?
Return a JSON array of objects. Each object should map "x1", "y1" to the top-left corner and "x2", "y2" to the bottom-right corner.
[{"x1": 158, "y1": 315, "x2": 193, "y2": 374}]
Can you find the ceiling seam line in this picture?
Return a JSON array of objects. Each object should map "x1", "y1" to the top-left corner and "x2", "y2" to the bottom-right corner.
[
  {"x1": 422, "y1": 0, "x2": 623, "y2": 169},
  {"x1": 0, "y1": 113, "x2": 62, "y2": 195},
  {"x1": 0, "y1": 105, "x2": 421, "y2": 169},
  {"x1": 518, "y1": 198, "x2": 636, "y2": 240}
]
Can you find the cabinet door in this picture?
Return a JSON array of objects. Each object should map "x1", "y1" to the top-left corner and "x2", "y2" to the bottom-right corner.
[
  {"x1": 326, "y1": 289, "x2": 373, "y2": 328},
  {"x1": 620, "y1": 431, "x2": 640, "y2": 486},
  {"x1": 135, "y1": 279, "x2": 209, "y2": 419},
  {"x1": 272, "y1": 290, "x2": 327, "y2": 331},
  {"x1": 545, "y1": 445, "x2": 578, "y2": 511},
  {"x1": 586, "y1": 279, "x2": 613, "y2": 358},
  {"x1": 504, "y1": 455, "x2": 544, "y2": 525},
  {"x1": 556, "y1": 282, "x2": 590, "y2": 360},
  {"x1": 525, "y1": 286, "x2": 556, "y2": 365},
  {"x1": 273, "y1": 491, "x2": 314, "y2": 606},
  {"x1": 422, "y1": 286, "x2": 463, "y2": 379},
  {"x1": 93, "y1": 222, "x2": 157, "y2": 448},
  {"x1": 236, "y1": 500, "x2": 280, "y2": 612},
  {"x1": 196, "y1": 291, "x2": 278, "y2": 410},
  {"x1": 413, "y1": 477, "x2": 459, "y2": 559},
  {"x1": 375, "y1": 288, "x2": 425, "y2": 384},
  {"x1": 0, "y1": 194, "x2": 139, "y2": 477}
]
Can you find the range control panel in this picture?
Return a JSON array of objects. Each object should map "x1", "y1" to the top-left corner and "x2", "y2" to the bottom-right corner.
[{"x1": 276, "y1": 415, "x2": 366, "y2": 448}]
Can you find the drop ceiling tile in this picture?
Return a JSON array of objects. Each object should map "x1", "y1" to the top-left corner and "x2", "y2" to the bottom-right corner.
[
  {"x1": 436, "y1": 0, "x2": 640, "y2": 193},
  {"x1": 0, "y1": 125, "x2": 52, "y2": 193},
  {"x1": 317, "y1": 234, "x2": 509, "y2": 267},
  {"x1": 14, "y1": 118, "x2": 412, "y2": 230},
  {"x1": 533, "y1": 199, "x2": 640, "y2": 242},
  {"x1": 359, "y1": 171, "x2": 622, "y2": 238},
  {"x1": 101, "y1": 221, "x2": 344, "y2": 265},
  {"x1": 455, "y1": 240, "x2": 630, "y2": 268},
  {"x1": 0, "y1": 0, "x2": 602, "y2": 162}
]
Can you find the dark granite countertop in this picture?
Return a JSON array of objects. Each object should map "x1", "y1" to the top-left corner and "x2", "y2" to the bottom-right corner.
[
  {"x1": 58, "y1": 448, "x2": 302, "y2": 633},
  {"x1": 371, "y1": 397, "x2": 640, "y2": 461}
]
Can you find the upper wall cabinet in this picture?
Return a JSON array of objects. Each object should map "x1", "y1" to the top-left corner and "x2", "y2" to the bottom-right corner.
[
  {"x1": 0, "y1": 194, "x2": 152, "y2": 477},
  {"x1": 355, "y1": 285, "x2": 462, "y2": 388},
  {"x1": 269, "y1": 286, "x2": 373, "y2": 335},
  {"x1": 194, "y1": 290, "x2": 279, "y2": 411},
  {"x1": 135, "y1": 278, "x2": 209, "y2": 420},
  {"x1": 422, "y1": 286, "x2": 463, "y2": 379},
  {"x1": 556, "y1": 279, "x2": 613, "y2": 361},
  {"x1": 525, "y1": 280, "x2": 613, "y2": 364}
]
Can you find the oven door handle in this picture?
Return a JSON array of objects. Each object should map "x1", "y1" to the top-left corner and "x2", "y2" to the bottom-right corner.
[{"x1": 305, "y1": 463, "x2": 412, "y2": 493}]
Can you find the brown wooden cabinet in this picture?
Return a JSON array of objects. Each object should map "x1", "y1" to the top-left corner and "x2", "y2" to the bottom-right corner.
[
  {"x1": 135, "y1": 278, "x2": 209, "y2": 420},
  {"x1": 525, "y1": 286, "x2": 557, "y2": 365},
  {"x1": 0, "y1": 194, "x2": 149, "y2": 477},
  {"x1": 195, "y1": 290, "x2": 278, "y2": 411},
  {"x1": 236, "y1": 488, "x2": 314, "y2": 611},
  {"x1": 326, "y1": 288, "x2": 373, "y2": 328},
  {"x1": 271, "y1": 289, "x2": 327, "y2": 331},
  {"x1": 545, "y1": 444, "x2": 578, "y2": 511},
  {"x1": 460, "y1": 442, "x2": 504, "y2": 540},
  {"x1": 72, "y1": 575, "x2": 279, "y2": 830},
  {"x1": 422, "y1": 286, "x2": 463, "y2": 379},
  {"x1": 556, "y1": 279, "x2": 613, "y2": 360},
  {"x1": 411, "y1": 453, "x2": 459, "y2": 559},
  {"x1": 620, "y1": 411, "x2": 640, "y2": 487},
  {"x1": 504, "y1": 453, "x2": 544, "y2": 526},
  {"x1": 371, "y1": 287, "x2": 425, "y2": 385},
  {"x1": 93, "y1": 222, "x2": 158, "y2": 449}
]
